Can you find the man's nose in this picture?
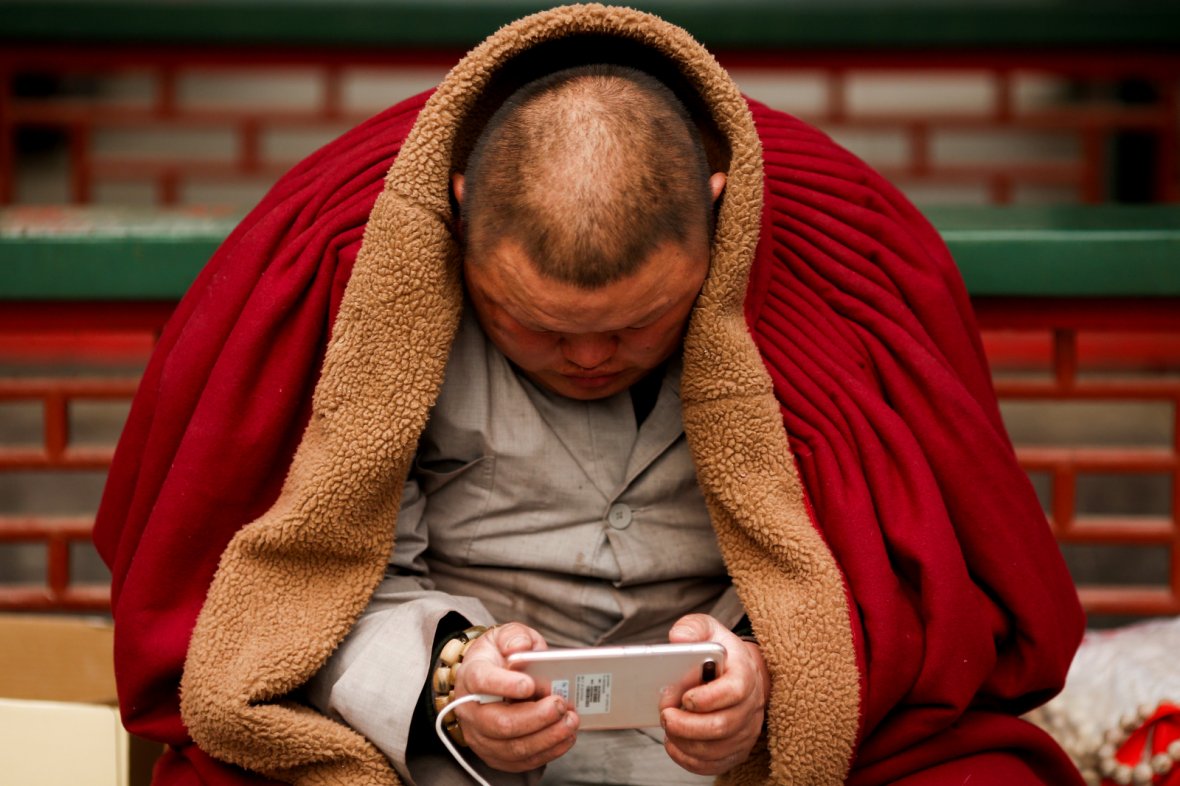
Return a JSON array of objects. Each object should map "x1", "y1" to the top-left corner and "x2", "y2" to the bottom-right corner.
[{"x1": 561, "y1": 333, "x2": 617, "y2": 370}]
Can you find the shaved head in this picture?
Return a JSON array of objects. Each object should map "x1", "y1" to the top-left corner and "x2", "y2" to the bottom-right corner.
[{"x1": 460, "y1": 64, "x2": 715, "y2": 288}]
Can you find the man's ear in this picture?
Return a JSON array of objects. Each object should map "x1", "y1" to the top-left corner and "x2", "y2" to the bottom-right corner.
[
  {"x1": 452, "y1": 172, "x2": 466, "y2": 206},
  {"x1": 709, "y1": 172, "x2": 727, "y2": 204}
]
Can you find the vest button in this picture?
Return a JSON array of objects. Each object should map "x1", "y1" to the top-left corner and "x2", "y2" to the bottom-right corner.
[{"x1": 607, "y1": 503, "x2": 633, "y2": 530}]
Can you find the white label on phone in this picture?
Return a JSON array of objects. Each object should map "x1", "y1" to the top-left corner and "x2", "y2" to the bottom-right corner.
[
  {"x1": 550, "y1": 679, "x2": 570, "y2": 702},
  {"x1": 575, "y1": 673, "x2": 611, "y2": 715}
]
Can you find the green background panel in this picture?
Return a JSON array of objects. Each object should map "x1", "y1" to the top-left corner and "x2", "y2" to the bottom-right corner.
[{"x1": 2, "y1": 206, "x2": 1177, "y2": 300}]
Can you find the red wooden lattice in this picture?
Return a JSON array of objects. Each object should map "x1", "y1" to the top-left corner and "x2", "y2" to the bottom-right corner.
[
  {"x1": 1, "y1": 298, "x2": 1178, "y2": 619},
  {"x1": 0, "y1": 302, "x2": 171, "y2": 610},
  {"x1": 978, "y1": 298, "x2": 1180, "y2": 618}
]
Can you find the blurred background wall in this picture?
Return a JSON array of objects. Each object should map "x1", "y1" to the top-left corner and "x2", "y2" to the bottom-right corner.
[{"x1": 1, "y1": 0, "x2": 1178, "y2": 627}]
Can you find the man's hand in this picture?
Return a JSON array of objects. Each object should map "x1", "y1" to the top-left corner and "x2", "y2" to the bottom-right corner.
[
  {"x1": 660, "y1": 614, "x2": 770, "y2": 775},
  {"x1": 452, "y1": 622, "x2": 579, "y2": 772}
]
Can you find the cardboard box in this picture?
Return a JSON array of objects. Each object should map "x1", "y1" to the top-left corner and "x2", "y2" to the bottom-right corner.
[{"x1": 0, "y1": 614, "x2": 160, "y2": 786}]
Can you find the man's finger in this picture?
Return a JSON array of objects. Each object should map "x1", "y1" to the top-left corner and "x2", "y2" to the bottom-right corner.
[
  {"x1": 463, "y1": 700, "x2": 579, "y2": 772},
  {"x1": 661, "y1": 703, "x2": 757, "y2": 743},
  {"x1": 487, "y1": 622, "x2": 548, "y2": 656},
  {"x1": 458, "y1": 656, "x2": 536, "y2": 701},
  {"x1": 667, "y1": 613, "x2": 719, "y2": 644},
  {"x1": 664, "y1": 740, "x2": 750, "y2": 778},
  {"x1": 678, "y1": 663, "x2": 752, "y2": 713},
  {"x1": 464, "y1": 695, "x2": 569, "y2": 741}
]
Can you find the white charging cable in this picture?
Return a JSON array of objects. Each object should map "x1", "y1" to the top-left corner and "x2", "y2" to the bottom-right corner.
[{"x1": 434, "y1": 693, "x2": 504, "y2": 786}]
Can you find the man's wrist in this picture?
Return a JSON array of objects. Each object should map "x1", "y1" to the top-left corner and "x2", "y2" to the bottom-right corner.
[
  {"x1": 732, "y1": 614, "x2": 757, "y2": 644},
  {"x1": 429, "y1": 624, "x2": 496, "y2": 746},
  {"x1": 410, "y1": 612, "x2": 472, "y2": 756}
]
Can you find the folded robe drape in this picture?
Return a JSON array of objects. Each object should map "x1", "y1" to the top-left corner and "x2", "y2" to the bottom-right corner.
[
  {"x1": 94, "y1": 73, "x2": 1083, "y2": 786},
  {"x1": 93, "y1": 93, "x2": 428, "y2": 786},
  {"x1": 746, "y1": 101, "x2": 1083, "y2": 783}
]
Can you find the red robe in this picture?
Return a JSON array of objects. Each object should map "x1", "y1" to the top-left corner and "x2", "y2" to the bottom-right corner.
[{"x1": 94, "y1": 86, "x2": 1084, "y2": 785}]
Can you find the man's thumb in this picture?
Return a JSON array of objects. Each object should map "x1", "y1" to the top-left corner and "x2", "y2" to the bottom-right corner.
[{"x1": 668, "y1": 613, "x2": 716, "y2": 643}]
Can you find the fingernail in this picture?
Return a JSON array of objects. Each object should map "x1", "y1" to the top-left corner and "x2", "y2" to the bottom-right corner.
[
  {"x1": 554, "y1": 697, "x2": 566, "y2": 715},
  {"x1": 505, "y1": 635, "x2": 529, "y2": 650},
  {"x1": 683, "y1": 694, "x2": 696, "y2": 711},
  {"x1": 565, "y1": 712, "x2": 578, "y2": 730},
  {"x1": 660, "y1": 711, "x2": 668, "y2": 729}
]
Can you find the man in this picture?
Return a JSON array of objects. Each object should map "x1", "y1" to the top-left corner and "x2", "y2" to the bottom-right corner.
[
  {"x1": 301, "y1": 64, "x2": 765, "y2": 784},
  {"x1": 95, "y1": 5, "x2": 1086, "y2": 786}
]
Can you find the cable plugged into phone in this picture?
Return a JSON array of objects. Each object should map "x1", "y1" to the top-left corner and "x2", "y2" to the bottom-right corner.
[{"x1": 434, "y1": 693, "x2": 503, "y2": 786}]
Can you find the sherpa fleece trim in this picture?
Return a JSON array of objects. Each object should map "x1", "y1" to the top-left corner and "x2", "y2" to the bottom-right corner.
[{"x1": 179, "y1": 4, "x2": 860, "y2": 785}]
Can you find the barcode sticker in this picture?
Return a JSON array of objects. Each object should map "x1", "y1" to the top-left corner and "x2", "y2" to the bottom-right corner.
[
  {"x1": 550, "y1": 679, "x2": 570, "y2": 702},
  {"x1": 575, "y1": 673, "x2": 611, "y2": 715}
]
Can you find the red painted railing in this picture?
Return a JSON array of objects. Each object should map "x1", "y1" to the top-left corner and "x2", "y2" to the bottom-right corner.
[
  {"x1": 2, "y1": 296, "x2": 1178, "y2": 620},
  {"x1": 978, "y1": 298, "x2": 1180, "y2": 619},
  {"x1": 0, "y1": 302, "x2": 169, "y2": 610}
]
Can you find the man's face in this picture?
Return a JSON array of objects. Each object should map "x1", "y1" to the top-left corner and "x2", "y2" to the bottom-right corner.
[{"x1": 464, "y1": 238, "x2": 709, "y2": 400}]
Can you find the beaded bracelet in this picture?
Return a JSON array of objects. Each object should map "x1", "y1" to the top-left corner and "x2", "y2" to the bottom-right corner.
[{"x1": 430, "y1": 625, "x2": 492, "y2": 747}]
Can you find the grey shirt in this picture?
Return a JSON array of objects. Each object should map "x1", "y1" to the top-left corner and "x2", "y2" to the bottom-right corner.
[{"x1": 307, "y1": 309, "x2": 741, "y2": 784}]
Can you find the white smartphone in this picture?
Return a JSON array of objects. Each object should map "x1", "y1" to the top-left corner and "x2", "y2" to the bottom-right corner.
[{"x1": 505, "y1": 642, "x2": 726, "y2": 730}]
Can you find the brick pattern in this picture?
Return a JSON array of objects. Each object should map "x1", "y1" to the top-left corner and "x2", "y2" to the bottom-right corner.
[
  {"x1": 727, "y1": 52, "x2": 1180, "y2": 205},
  {"x1": 2, "y1": 47, "x2": 1178, "y2": 208}
]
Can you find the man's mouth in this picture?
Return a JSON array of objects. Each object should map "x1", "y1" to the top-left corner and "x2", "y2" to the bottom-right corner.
[{"x1": 561, "y1": 371, "x2": 622, "y2": 389}]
